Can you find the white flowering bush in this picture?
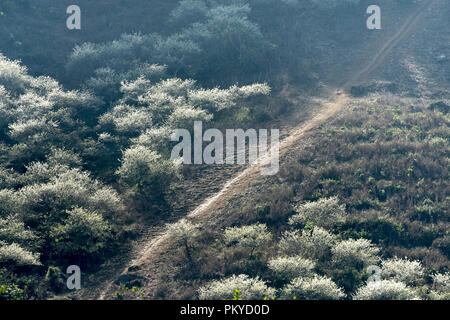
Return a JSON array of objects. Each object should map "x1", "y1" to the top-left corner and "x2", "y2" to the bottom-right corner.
[
  {"x1": 0, "y1": 55, "x2": 99, "y2": 167},
  {"x1": 50, "y1": 207, "x2": 112, "y2": 257},
  {"x1": 0, "y1": 53, "x2": 30, "y2": 94},
  {"x1": 353, "y1": 280, "x2": 419, "y2": 300},
  {"x1": 280, "y1": 275, "x2": 345, "y2": 300},
  {"x1": 116, "y1": 145, "x2": 180, "y2": 202},
  {"x1": 21, "y1": 149, "x2": 83, "y2": 186},
  {"x1": 85, "y1": 64, "x2": 166, "y2": 102},
  {"x1": 0, "y1": 189, "x2": 17, "y2": 217},
  {"x1": 166, "y1": 219, "x2": 200, "y2": 242},
  {"x1": 101, "y1": 76, "x2": 269, "y2": 140},
  {"x1": 429, "y1": 272, "x2": 450, "y2": 300},
  {"x1": 99, "y1": 104, "x2": 154, "y2": 136},
  {"x1": 19, "y1": 167, "x2": 123, "y2": 220},
  {"x1": 332, "y1": 238, "x2": 380, "y2": 269},
  {"x1": 68, "y1": 2, "x2": 272, "y2": 80},
  {"x1": 6, "y1": 165, "x2": 124, "y2": 263},
  {"x1": 0, "y1": 242, "x2": 41, "y2": 266},
  {"x1": 199, "y1": 274, "x2": 275, "y2": 300},
  {"x1": 381, "y1": 257, "x2": 424, "y2": 285},
  {"x1": 289, "y1": 197, "x2": 346, "y2": 228},
  {"x1": 46, "y1": 148, "x2": 83, "y2": 169},
  {"x1": 166, "y1": 219, "x2": 200, "y2": 263},
  {"x1": 268, "y1": 256, "x2": 315, "y2": 282},
  {"x1": 223, "y1": 224, "x2": 272, "y2": 251},
  {"x1": 188, "y1": 83, "x2": 271, "y2": 112},
  {"x1": 0, "y1": 216, "x2": 37, "y2": 247},
  {"x1": 279, "y1": 227, "x2": 336, "y2": 261}
]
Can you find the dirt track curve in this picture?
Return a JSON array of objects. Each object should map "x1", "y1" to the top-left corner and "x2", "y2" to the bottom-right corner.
[{"x1": 95, "y1": 0, "x2": 437, "y2": 300}]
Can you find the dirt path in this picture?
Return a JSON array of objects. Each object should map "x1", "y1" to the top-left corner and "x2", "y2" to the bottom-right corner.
[{"x1": 95, "y1": 0, "x2": 436, "y2": 300}]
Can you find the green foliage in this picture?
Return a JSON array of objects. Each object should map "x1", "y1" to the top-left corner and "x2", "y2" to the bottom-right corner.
[
  {"x1": 233, "y1": 289, "x2": 242, "y2": 300},
  {"x1": 50, "y1": 207, "x2": 112, "y2": 258}
]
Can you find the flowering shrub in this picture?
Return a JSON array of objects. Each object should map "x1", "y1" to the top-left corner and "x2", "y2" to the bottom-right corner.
[
  {"x1": 224, "y1": 224, "x2": 272, "y2": 250},
  {"x1": 381, "y1": 257, "x2": 424, "y2": 285},
  {"x1": 279, "y1": 227, "x2": 336, "y2": 261},
  {"x1": 353, "y1": 280, "x2": 419, "y2": 300},
  {"x1": 280, "y1": 275, "x2": 345, "y2": 300},
  {"x1": 268, "y1": 256, "x2": 315, "y2": 282},
  {"x1": 429, "y1": 272, "x2": 450, "y2": 300},
  {"x1": 0, "y1": 242, "x2": 41, "y2": 266},
  {"x1": 116, "y1": 145, "x2": 180, "y2": 202},
  {"x1": 289, "y1": 197, "x2": 346, "y2": 228},
  {"x1": 199, "y1": 274, "x2": 275, "y2": 300},
  {"x1": 50, "y1": 207, "x2": 112, "y2": 257},
  {"x1": 332, "y1": 238, "x2": 380, "y2": 269}
]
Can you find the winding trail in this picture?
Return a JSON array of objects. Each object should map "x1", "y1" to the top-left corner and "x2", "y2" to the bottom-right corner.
[{"x1": 97, "y1": 0, "x2": 436, "y2": 299}]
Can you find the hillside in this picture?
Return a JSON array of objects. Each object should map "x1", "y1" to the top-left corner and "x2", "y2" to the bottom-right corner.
[{"x1": 0, "y1": 0, "x2": 448, "y2": 301}]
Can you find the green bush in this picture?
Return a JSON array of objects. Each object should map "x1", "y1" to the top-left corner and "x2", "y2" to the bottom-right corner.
[{"x1": 50, "y1": 207, "x2": 112, "y2": 258}]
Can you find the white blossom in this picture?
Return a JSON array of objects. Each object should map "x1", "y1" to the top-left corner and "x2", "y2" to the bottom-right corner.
[
  {"x1": 280, "y1": 275, "x2": 345, "y2": 300},
  {"x1": 199, "y1": 274, "x2": 275, "y2": 300},
  {"x1": 353, "y1": 280, "x2": 419, "y2": 300}
]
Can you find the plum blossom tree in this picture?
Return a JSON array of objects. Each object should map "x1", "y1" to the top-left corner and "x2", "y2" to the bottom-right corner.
[
  {"x1": 268, "y1": 255, "x2": 315, "y2": 282},
  {"x1": 223, "y1": 224, "x2": 272, "y2": 254},
  {"x1": 278, "y1": 227, "x2": 336, "y2": 261},
  {"x1": 280, "y1": 275, "x2": 345, "y2": 300},
  {"x1": 353, "y1": 280, "x2": 419, "y2": 300},
  {"x1": 0, "y1": 242, "x2": 41, "y2": 267},
  {"x1": 199, "y1": 274, "x2": 275, "y2": 300},
  {"x1": 331, "y1": 238, "x2": 380, "y2": 269},
  {"x1": 380, "y1": 257, "x2": 424, "y2": 285},
  {"x1": 166, "y1": 219, "x2": 200, "y2": 264},
  {"x1": 429, "y1": 272, "x2": 450, "y2": 300},
  {"x1": 289, "y1": 197, "x2": 346, "y2": 228},
  {"x1": 116, "y1": 145, "x2": 180, "y2": 203}
]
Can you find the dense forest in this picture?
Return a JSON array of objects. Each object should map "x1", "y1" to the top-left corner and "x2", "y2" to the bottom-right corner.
[{"x1": 0, "y1": 0, "x2": 448, "y2": 300}]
